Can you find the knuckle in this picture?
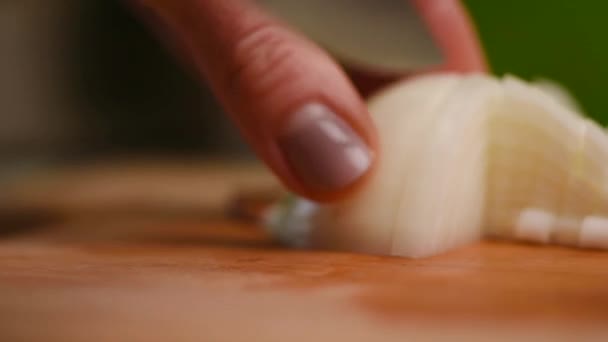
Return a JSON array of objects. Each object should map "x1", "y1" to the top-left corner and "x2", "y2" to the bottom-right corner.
[{"x1": 225, "y1": 22, "x2": 302, "y2": 97}]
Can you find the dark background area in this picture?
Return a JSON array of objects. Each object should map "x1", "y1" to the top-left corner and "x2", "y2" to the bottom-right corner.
[{"x1": 71, "y1": 1, "x2": 246, "y2": 157}]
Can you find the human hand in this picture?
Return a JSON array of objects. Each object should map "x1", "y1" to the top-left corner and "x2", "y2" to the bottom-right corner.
[{"x1": 133, "y1": 0, "x2": 486, "y2": 202}]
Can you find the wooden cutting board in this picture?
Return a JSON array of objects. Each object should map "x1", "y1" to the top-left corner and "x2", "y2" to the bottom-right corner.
[{"x1": 1, "y1": 161, "x2": 607, "y2": 341}]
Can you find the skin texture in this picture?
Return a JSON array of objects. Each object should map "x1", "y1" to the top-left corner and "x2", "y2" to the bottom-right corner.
[{"x1": 133, "y1": 0, "x2": 487, "y2": 202}]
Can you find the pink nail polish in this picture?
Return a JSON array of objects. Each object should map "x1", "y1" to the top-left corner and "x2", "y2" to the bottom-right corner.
[{"x1": 278, "y1": 103, "x2": 373, "y2": 192}]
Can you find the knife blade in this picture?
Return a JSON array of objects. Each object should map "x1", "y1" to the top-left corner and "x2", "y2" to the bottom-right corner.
[{"x1": 257, "y1": 0, "x2": 443, "y2": 74}]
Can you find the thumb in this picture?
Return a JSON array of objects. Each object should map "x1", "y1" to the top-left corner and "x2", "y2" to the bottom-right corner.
[{"x1": 135, "y1": 0, "x2": 377, "y2": 202}]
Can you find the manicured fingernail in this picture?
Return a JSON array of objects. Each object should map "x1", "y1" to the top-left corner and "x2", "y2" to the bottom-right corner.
[{"x1": 278, "y1": 103, "x2": 373, "y2": 192}]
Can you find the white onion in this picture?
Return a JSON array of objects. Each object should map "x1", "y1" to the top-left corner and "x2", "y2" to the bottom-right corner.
[{"x1": 267, "y1": 73, "x2": 608, "y2": 258}]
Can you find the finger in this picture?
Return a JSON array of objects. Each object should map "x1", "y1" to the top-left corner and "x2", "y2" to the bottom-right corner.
[
  {"x1": 134, "y1": 0, "x2": 378, "y2": 202},
  {"x1": 347, "y1": 0, "x2": 488, "y2": 98},
  {"x1": 412, "y1": 0, "x2": 488, "y2": 73}
]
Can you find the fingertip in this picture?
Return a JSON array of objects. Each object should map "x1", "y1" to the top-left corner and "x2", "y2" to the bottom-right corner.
[
  {"x1": 412, "y1": 0, "x2": 488, "y2": 73},
  {"x1": 268, "y1": 101, "x2": 377, "y2": 202}
]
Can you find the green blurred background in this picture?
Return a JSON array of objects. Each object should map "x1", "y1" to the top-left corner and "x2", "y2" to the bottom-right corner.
[{"x1": 466, "y1": 0, "x2": 607, "y2": 122}]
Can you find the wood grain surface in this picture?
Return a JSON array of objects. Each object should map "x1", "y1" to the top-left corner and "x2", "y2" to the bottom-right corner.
[{"x1": 1, "y1": 161, "x2": 608, "y2": 341}]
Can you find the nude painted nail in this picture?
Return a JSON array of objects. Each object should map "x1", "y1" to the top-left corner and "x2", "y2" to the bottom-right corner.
[{"x1": 278, "y1": 103, "x2": 373, "y2": 192}]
